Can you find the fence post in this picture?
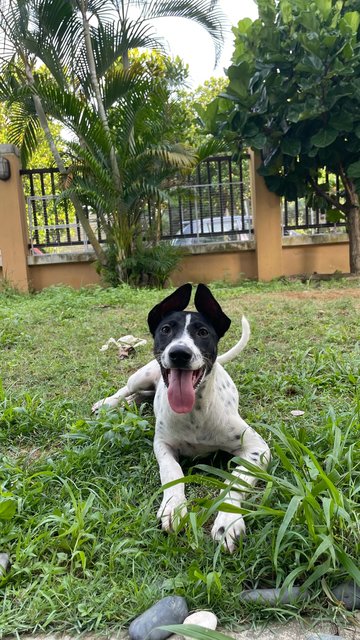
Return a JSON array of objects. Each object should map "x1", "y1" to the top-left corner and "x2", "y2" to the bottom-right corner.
[
  {"x1": 0, "y1": 145, "x2": 30, "y2": 292},
  {"x1": 250, "y1": 150, "x2": 283, "y2": 281}
]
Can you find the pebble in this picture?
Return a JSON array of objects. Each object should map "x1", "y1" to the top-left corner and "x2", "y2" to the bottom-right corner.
[
  {"x1": 240, "y1": 586, "x2": 309, "y2": 604},
  {"x1": 307, "y1": 635, "x2": 346, "y2": 640},
  {"x1": 0, "y1": 553, "x2": 10, "y2": 575},
  {"x1": 183, "y1": 611, "x2": 218, "y2": 630},
  {"x1": 331, "y1": 580, "x2": 360, "y2": 610},
  {"x1": 128, "y1": 596, "x2": 188, "y2": 640}
]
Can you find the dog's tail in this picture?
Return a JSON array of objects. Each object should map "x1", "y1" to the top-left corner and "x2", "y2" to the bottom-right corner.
[{"x1": 217, "y1": 315, "x2": 250, "y2": 365}]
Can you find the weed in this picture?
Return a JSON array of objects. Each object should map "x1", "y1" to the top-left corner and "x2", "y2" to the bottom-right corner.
[{"x1": 0, "y1": 280, "x2": 359, "y2": 634}]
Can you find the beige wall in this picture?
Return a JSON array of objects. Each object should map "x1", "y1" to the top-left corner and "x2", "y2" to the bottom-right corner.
[
  {"x1": 28, "y1": 259, "x2": 101, "y2": 290},
  {"x1": 0, "y1": 146, "x2": 30, "y2": 291},
  {"x1": 1, "y1": 235, "x2": 348, "y2": 291},
  {"x1": 171, "y1": 242, "x2": 257, "y2": 285},
  {"x1": 174, "y1": 236, "x2": 349, "y2": 285},
  {"x1": 282, "y1": 236, "x2": 349, "y2": 276}
]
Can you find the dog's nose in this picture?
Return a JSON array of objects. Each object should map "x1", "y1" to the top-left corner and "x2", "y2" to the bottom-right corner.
[{"x1": 168, "y1": 346, "x2": 192, "y2": 366}]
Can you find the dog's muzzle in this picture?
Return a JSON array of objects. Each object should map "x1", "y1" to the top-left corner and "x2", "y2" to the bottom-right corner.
[{"x1": 161, "y1": 365, "x2": 206, "y2": 414}]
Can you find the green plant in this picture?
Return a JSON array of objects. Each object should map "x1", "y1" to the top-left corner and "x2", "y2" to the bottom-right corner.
[
  {"x1": 185, "y1": 410, "x2": 360, "y2": 595},
  {"x1": 202, "y1": 0, "x2": 360, "y2": 273},
  {"x1": 0, "y1": 281, "x2": 359, "y2": 634},
  {"x1": 122, "y1": 242, "x2": 184, "y2": 288},
  {"x1": 0, "y1": 0, "x2": 227, "y2": 269}
]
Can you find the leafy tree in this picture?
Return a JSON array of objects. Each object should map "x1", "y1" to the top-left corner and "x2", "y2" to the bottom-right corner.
[
  {"x1": 0, "y1": 0, "x2": 227, "y2": 275},
  {"x1": 179, "y1": 76, "x2": 228, "y2": 146},
  {"x1": 201, "y1": 0, "x2": 360, "y2": 274}
]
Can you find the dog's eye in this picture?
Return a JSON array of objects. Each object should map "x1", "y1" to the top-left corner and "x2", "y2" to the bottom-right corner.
[
  {"x1": 160, "y1": 324, "x2": 171, "y2": 334},
  {"x1": 198, "y1": 327, "x2": 209, "y2": 338}
]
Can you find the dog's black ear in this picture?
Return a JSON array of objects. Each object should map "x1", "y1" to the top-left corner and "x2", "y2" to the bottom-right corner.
[
  {"x1": 147, "y1": 283, "x2": 192, "y2": 335},
  {"x1": 194, "y1": 283, "x2": 231, "y2": 338}
]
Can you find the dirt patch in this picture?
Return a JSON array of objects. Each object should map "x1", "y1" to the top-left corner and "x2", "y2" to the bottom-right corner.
[{"x1": 273, "y1": 287, "x2": 360, "y2": 301}]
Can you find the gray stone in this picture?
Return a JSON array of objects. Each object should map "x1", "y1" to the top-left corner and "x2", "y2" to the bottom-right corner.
[
  {"x1": 128, "y1": 596, "x2": 188, "y2": 640},
  {"x1": 331, "y1": 581, "x2": 360, "y2": 610},
  {"x1": 0, "y1": 553, "x2": 10, "y2": 575},
  {"x1": 240, "y1": 586, "x2": 309, "y2": 604},
  {"x1": 307, "y1": 635, "x2": 346, "y2": 640}
]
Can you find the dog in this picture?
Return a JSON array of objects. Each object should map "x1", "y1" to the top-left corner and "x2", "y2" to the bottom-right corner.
[{"x1": 92, "y1": 283, "x2": 270, "y2": 552}]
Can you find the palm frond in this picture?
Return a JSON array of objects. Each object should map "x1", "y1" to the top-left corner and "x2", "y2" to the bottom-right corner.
[
  {"x1": 196, "y1": 137, "x2": 228, "y2": 161},
  {"x1": 138, "y1": 0, "x2": 227, "y2": 63},
  {"x1": 6, "y1": 102, "x2": 41, "y2": 166},
  {"x1": 145, "y1": 143, "x2": 197, "y2": 169},
  {"x1": 102, "y1": 66, "x2": 149, "y2": 110}
]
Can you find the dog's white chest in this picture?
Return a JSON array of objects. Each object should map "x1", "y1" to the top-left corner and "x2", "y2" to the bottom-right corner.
[{"x1": 154, "y1": 365, "x2": 241, "y2": 456}]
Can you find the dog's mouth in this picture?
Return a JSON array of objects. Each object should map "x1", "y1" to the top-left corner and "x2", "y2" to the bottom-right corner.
[{"x1": 161, "y1": 366, "x2": 205, "y2": 414}]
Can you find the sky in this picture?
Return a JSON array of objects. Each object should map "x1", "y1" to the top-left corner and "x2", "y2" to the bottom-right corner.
[{"x1": 155, "y1": 0, "x2": 258, "y2": 88}]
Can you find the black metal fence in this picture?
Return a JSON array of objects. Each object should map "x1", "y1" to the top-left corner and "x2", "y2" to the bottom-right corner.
[
  {"x1": 21, "y1": 157, "x2": 346, "y2": 253},
  {"x1": 21, "y1": 167, "x2": 105, "y2": 252},
  {"x1": 283, "y1": 172, "x2": 346, "y2": 235},
  {"x1": 160, "y1": 154, "x2": 252, "y2": 245}
]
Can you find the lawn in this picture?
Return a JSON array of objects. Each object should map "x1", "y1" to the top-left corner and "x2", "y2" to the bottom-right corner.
[{"x1": 0, "y1": 278, "x2": 359, "y2": 636}]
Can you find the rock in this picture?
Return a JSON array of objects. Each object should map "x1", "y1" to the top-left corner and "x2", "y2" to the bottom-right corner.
[
  {"x1": 307, "y1": 635, "x2": 346, "y2": 640},
  {"x1": 331, "y1": 581, "x2": 360, "y2": 610},
  {"x1": 0, "y1": 553, "x2": 10, "y2": 575},
  {"x1": 129, "y1": 596, "x2": 188, "y2": 640},
  {"x1": 240, "y1": 586, "x2": 309, "y2": 604},
  {"x1": 183, "y1": 611, "x2": 218, "y2": 630}
]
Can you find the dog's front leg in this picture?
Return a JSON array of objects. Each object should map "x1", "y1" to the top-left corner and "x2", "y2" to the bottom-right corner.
[
  {"x1": 212, "y1": 422, "x2": 270, "y2": 553},
  {"x1": 154, "y1": 438, "x2": 187, "y2": 532}
]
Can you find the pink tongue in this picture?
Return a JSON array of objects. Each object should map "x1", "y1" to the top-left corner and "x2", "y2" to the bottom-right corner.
[{"x1": 167, "y1": 369, "x2": 195, "y2": 413}]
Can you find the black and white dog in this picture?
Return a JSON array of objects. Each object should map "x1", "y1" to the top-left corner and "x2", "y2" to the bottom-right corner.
[{"x1": 93, "y1": 283, "x2": 270, "y2": 552}]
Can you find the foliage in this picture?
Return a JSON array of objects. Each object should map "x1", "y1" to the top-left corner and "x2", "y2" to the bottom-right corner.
[
  {"x1": 201, "y1": 0, "x2": 360, "y2": 273},
  {"x1": 0, "y1": 101, "x2": 64, "y2": 168},
  {"x1": 122, "y1": 242, "x2": 184, "y2": 288},
  {"x1": 0, "y1": 0, "x2": 227, "y2": 275},
  {"x1": 189, "y1": 417, "x2": 360, "y2": 593},
  {"x1": 0, "y1": 280, "x2": 359, "y2": 633},
  {"x1": 178, "y1": 76, "x2": 228, "y2": 146}
]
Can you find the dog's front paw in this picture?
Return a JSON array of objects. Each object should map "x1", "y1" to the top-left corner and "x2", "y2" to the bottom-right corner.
[
  {"x1": 211, "y1": 511, "x2": 246, "y2": 553},
  {"x1": 157, "y1": 494, "x2": 187, "y2": 532},
  {"x1": 92, "y1": 397, "x2": 119, "y2": 413}
]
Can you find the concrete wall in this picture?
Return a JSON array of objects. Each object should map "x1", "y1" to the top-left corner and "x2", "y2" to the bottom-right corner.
[{"x1": 0, "y1": 144, "x2": 351, "y2": 291}]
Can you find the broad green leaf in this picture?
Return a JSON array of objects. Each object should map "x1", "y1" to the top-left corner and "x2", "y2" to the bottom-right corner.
[
  {"x1": 341, "y1": 11, "x2": 360, "y2": 35},
  {"x1": 310, "y1": 129, "x2": 338, "y2": 149},
  {"x1": 281, "y1": 137, "x2": 301, "y2": 156},
  {"x1": 348, "y1": 160, "x2": 360, "y2": 179},
  {"x1": 317, "y1": 0, "x2": 332, "y2": 19},
  {"x1": 0, "y1": 498, "x2": 16, "y2": 521}
]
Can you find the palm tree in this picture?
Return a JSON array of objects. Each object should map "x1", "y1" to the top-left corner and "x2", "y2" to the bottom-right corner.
[{"x1": 0, "y1": 0, "x2": 227, "y2": 273}]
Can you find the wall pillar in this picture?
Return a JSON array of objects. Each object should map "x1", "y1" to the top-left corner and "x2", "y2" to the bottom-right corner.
[
  {"x1": 0, "y1": 145, "x2": 30, "y2": 292},
  {"x1": 250, "y1": 150, "x2": 283, "y2": 281}
]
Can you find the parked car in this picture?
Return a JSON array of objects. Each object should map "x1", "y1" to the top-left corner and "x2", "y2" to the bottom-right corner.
[{"x1": 171, "y1": 215, "x2": 253, "y2": 246}]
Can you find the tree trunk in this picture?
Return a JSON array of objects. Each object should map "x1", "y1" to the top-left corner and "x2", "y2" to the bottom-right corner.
[
  {"x1": 347, "y1": 204, "x2": 360, "y2": 275},
  {"x1": 23, "y1": 60, "x2": 107, "y2": 265},
  {"x1": 80, "y1": 1, "x2": 122, "y2": 195}
]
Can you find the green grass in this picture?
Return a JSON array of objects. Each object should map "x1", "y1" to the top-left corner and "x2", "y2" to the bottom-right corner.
[{"x1": 0, "y1": 278, "x2": 359, "y2": 636}]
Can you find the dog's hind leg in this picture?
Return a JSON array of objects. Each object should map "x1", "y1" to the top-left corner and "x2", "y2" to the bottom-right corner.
[
  {"x1": 92, "y1": 359, "x2": 160, "y2": 412},
  {"x1": 211, "y1": 419, "x2": 270, "y2": 553}
]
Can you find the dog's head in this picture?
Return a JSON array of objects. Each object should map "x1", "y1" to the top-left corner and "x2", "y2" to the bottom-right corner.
[{"x1": 148, "y1": 283, "x2": 231, "y2": 414}]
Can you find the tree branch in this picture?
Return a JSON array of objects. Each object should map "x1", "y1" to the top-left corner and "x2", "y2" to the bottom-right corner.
[{"x1": 308, "y1": 175, "x2": 346, "y2": 214}]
